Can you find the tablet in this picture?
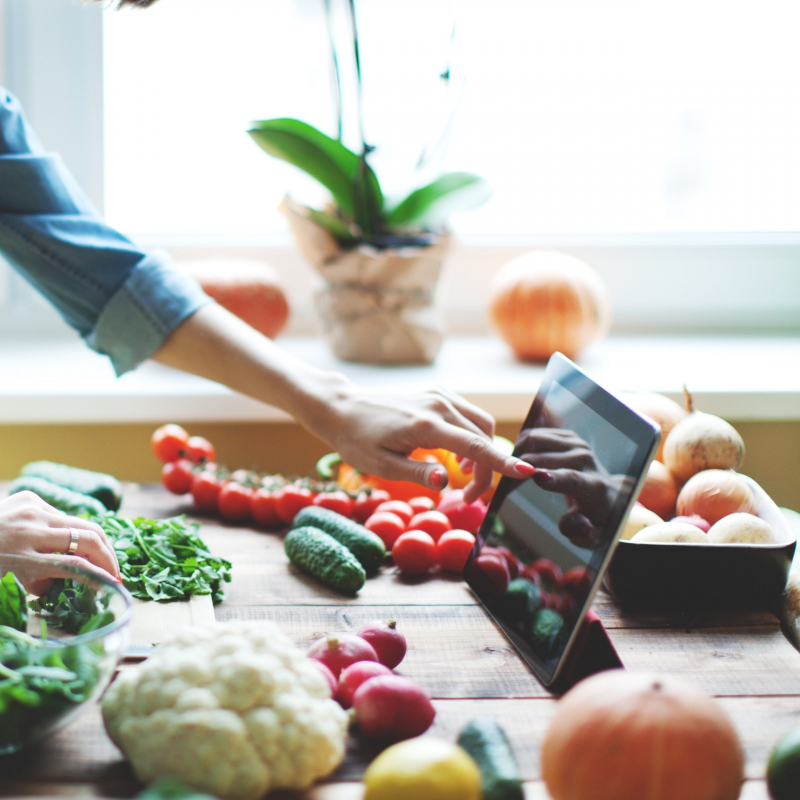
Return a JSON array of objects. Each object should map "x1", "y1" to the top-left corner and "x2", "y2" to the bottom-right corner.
[{"x1": 463, "y1": 352, "x2": 660, "y2": 689}]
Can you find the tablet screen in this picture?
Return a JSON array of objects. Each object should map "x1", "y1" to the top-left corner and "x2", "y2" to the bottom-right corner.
[{"x1": 463, "y1": 353, "x2": 659, "y2": 687}]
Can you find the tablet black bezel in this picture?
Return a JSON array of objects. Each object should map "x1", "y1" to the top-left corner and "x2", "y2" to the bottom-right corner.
[{"x1": 464, "y1": 352, "x2": 660, "y2": 689}]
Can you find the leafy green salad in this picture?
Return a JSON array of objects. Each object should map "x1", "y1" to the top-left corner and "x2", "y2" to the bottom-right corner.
[{"x1": 0, "y1": 571, "x2": 110, "y2": 751}]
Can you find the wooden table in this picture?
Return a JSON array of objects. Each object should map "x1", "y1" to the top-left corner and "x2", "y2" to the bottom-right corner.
[{"x1": 3, "y1": 485, "x2": 800, "y2": 799}]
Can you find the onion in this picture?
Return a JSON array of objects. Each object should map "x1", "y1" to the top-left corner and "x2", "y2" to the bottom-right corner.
[
  {"x1": 671, "y1": 515, "x2": 711, "y2": 534},
  {"x1": 637, "y1": 461, "x2": 678, "y2": 520},
  {"x1": 631, "y1": 522, "x2": 707, "y2": 543},
  {"x1": 676, "y1": 470, "x2": 757, "y2": 526},
  {"x1": 707, "y1": 513, "x2": 777, "y2": 545},
  {"x1": 620, "y1": 506, "x2": 663, "y2": 541},
  {"x1": 663, "y1": 389, "x2": 744, "y2": 483},
  {"x1": 622, "y1": 392, "x2": 687, "y2": 463}
]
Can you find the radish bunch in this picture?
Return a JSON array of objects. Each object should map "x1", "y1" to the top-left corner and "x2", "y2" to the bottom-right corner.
[{"x1": 306, "y1": 619, "x2": 436, "y2": 743}]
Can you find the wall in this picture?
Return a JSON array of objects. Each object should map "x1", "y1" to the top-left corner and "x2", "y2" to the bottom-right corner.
[{"x1": 1, "y1": 420, "x2": 798, "y2": 511}]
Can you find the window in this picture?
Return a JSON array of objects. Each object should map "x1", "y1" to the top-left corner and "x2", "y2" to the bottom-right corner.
[{"x1": 102, "y1": 0, "x2": 800, "y2": 239}]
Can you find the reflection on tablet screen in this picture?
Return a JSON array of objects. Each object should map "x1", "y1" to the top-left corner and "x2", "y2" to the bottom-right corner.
[{"x1": 464, "y1": 356, "x2": 657, "y2": 687}]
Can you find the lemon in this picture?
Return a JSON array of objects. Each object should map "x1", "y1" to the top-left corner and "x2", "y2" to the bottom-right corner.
[
  {"x1": 364, "y1": 737, "x2": 482, "y2": 800},
  {"x1": 768, "y1": 726, "x2": 800, "y2": 800}
]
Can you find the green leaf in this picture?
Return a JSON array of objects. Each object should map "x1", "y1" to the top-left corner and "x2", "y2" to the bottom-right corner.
[
  {"x1": 386, "y1": 172, "x2": 492, "y2": 229},
  {"x1": 0, "y1": 573, "x2": 27, "y2": 632},
  {"x1": 247, "y1": 118, "x2": 383, "y2": 232},
  {"x1": 302, "y1": 207, "x2": 358, "y2": 246}
]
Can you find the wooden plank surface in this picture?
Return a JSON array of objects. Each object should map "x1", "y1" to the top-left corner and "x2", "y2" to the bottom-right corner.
[{"x1": 1, "y1": 483, "x2": 798, "y2": 799}]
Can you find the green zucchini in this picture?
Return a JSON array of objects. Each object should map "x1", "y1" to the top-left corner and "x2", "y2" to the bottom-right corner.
[
  {"x1": 284, "y1": 526, "x2": 366, "y2": 594},
  {"x1": 9, "y1": 476, "x2": 107, "y2": 518},
  {"x1": 457, "y1": 717, "x2": 524, "y2": 800},
  {"x1": 291, "y1": 506, "x2": 385, "y2": 574},
  {"x1": 21, "y1": 461, "x2": 122, "y2": 512}
]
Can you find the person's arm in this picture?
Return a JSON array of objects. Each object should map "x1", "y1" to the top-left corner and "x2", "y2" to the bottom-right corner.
[{"x1": 153, "y1": 304, "x2": 535, "y2": 500}]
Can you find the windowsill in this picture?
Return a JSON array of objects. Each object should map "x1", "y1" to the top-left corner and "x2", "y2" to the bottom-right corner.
[{"x1": 1, "y1": 334, "x2": 799, "y2": 424}]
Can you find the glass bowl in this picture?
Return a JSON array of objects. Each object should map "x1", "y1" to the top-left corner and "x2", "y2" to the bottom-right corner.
[{"x1": 0, "y1": 553, "x2": 132, "y2": 755}]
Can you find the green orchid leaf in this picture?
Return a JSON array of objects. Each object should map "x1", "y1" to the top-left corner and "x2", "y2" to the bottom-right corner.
[
  {"x1": 247, "y1": 118, "x2": 382, "y2": 231},
  {"x1": 386, "y1": 172, "x2": 492, "y2": 229},
  {"x1": 302, "y1": 207, "x2": 359, "y2": 246}
]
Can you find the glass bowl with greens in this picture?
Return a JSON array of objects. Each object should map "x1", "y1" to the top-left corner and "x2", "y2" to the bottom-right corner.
[{"x1": 0, "y1": 553, "x2": 132, "y2": 755}]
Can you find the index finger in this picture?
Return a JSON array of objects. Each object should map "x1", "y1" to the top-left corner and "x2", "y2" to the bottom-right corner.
[{"x1": 430, "y1": 422, "x2": 535, "y2": 479}]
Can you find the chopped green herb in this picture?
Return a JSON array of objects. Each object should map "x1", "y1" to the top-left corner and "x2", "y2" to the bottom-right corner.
[
  {"x1": 102, "y1": 516, "x2": 232, "y2": 605},
  {"x1": 30, "y1": 582, "x2": 111, "y2": 635}
]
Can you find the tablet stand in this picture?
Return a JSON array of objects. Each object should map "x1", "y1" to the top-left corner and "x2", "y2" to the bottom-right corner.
[{"x1": 550, "y1": 609, "x2": 624, "y2": 694}]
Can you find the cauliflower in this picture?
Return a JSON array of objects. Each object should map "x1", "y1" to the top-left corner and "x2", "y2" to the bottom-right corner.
[{"x1": 102, "y1": 621, "x2": 348, "y2": 800}]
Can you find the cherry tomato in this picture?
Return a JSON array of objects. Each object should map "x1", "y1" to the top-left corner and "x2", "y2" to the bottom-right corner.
[
  {"x1": 365, "y1": 512, "x2": 406, "y2": 549},
  {"x1": 530, "y1": 558, "x2": 563, "y2": 588},
  {"x1": 519, "y1": 565, "x2": 542, "y2": 586},
  {"x1": 273, "y1": 484, "x2": 314, "y2": 524},
  {"x1": 230, "y1": 468, "x2": 256, "y2": 484},
  {"x1": 495, "y1": 546, "x2": 522, "y2": 580},
  {"x1": 407, "y1": 510, "x2": 451, "y2": 543},
  {"x1": 151, "y1": 423, "x2": 189, "y2": 463},
  {"x1": 392, "y1": 530, "x2": 436, "y2": 575},
  {"x1": 436, "y1": 529, "x2": 476, "y2": 573},
  {"x1": 250, "y1": 488, "x2": 281, "y2": 527},
  {"x1": 374, "y1": 500, "x2": 413, "y2": 526},
  {"x1": 191, "y1": 471, "x2": 223, "y2": 510},
  {"x1": 352, "y1": 489, "x2": 392, "y2": 523},
  {"x1": 217, "y1": 482, "x2": 253, "y2": 521},
  {"x1": 408, "y1": 496, "x2": 435, "y2": 515},
  {"x1": 559, "y1": 566, "x2": 594, "y2": 596},
  {"x1": 185, "y1": 435, "x2": 216, "y2": 464},
  {"x1": 161, "y1": 458, "x2": 195, "y2": 495},
  {"x1": 313, "y1": 490, "x2": 354, "y2": 518},
  {"x1": 476, "y1": 553, "x2": 511, "y2": 592}
]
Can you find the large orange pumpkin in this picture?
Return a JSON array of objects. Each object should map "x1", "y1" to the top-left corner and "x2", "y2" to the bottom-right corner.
[
  {"x1": 541, "y1": 670, "x2": 744, "y2": 800},
  {"x1": 180, "y1": 259, "x2": 289, "y2": 339},
  {"x1": 488, "y1": 251, "x2": 611, "y2": 361}
]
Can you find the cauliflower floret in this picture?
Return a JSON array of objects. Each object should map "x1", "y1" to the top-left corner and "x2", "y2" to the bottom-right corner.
[{"x1": 102, "y1": 621, "x2": 347, "y2": 800}]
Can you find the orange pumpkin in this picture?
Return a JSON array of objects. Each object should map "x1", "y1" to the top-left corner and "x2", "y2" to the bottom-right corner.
[
  {"x1": 488, "y1": 251, "x2": 611, "y2": 361},
  {"x1": 621, "y1": 392, "x2": 687, "y2": 462},
  {"x1": 180, "y1": 259, "x2": 289, "y2": 339},
  {"x1": 541, "y1": 670, "x2": 744, "y2": 800}
]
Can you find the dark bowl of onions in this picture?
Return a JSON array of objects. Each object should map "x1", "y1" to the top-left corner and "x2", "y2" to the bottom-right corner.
[{"x1": 605, "y1": 475, "x2": 796, "y2": 611}]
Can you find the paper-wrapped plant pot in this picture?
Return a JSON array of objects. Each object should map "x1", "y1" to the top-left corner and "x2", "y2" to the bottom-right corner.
[{"x1": 282, "y1": 197, "x2": 447, "y2": 365}]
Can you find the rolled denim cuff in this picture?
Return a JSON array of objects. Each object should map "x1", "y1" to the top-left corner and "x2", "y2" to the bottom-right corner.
[{"x1": 88, "y1": 251, "x2": 213, "y2": 376}]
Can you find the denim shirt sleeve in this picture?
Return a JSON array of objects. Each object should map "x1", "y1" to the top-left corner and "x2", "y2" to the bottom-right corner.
[{"x1": 0, "y1": 87, "x2": 212, "y2": 375}]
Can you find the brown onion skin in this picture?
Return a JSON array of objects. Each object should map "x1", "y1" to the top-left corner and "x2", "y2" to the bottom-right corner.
[
  {"x1": 637, "y1": 461, "x2": 678, "y2": 520},
  {"x1": 541, "y1": 670, "x2": 744, "y2": 800},
  {"x1": 676, "y1": 470, "x2": 757, "y2": 526},
  {"x1": 663, "y1": 411, "x2": 744, "y2": 484},
  {"x1": 622, "y1": 393, "x2": 687, "y2": 462}
]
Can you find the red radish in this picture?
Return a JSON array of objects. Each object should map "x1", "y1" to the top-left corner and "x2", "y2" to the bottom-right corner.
[
  {"x1": 437, "y1": 490, "x2": 487, "y2": 534},
  {"x1": 337, "y1": 661, "x2": 393, "y2": 708},
  {"x1": 307, "y1": 634, "x2": 378, "y2": 678},
  {"x1": 671, "y1": 514, "x2": 711, "y2": 534},
  {"x1": 476, "y1": 554, "x2": 511, "y2": 592},
  {"x1": 357, "y1": 620, "x2": 407, "y2": 669},
  {"x1": 352, "y1": 675, "x2": 436, "y2": 742},
  {"x1": 309, "y1": 658, "x2": 337, "y2": 696}
]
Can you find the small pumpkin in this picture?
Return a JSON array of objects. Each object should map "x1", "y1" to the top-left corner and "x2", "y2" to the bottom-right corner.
[
  {"x1": 541, "y1": 670, "x2": 744, "y2": 800},
  {"x1": 180, "y1": 259, "x2": 289, "y2": 339},
  {"x1": 488, "y1": 251, "x2": 611, "y2": 361}
]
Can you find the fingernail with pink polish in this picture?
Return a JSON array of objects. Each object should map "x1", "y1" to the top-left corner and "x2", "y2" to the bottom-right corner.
[
  {"x1": 430, "y1": 469, "x2": 445, "y2": 489},
  {"x1": 514, "y1": 462, "x2": 536, "y2": 476}
]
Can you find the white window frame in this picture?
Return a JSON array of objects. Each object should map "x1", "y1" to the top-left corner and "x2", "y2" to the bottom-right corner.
[{"x1": 1, "y1": 0, "x2": 799, "y2": 338}]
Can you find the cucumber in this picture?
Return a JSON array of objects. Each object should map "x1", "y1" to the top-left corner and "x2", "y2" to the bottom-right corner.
[
  {"x1": 21, "y1": 461, "x2": 122, "y2": 512},
  {"x1": 9, "y1": 476, "x2": 107, "y2": 518},
  {"x1": 529, "y1": 608, "x2": 565, "y2": 659},
  {"x1": 457, "y1": 717, "x2": 524, "y2": 800},
  {"x1": 291, "y1": 506, "x2": 385, "y2": 574},
  {"x1": 284, "y1": 526, "x2": 366, "y2": 594}
]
